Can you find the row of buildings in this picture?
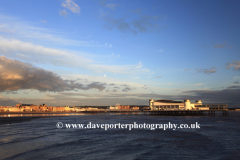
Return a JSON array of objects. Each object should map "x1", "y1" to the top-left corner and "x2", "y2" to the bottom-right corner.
[{"x1": 0, "y1": 103, "x2": 141, "y2": 112}]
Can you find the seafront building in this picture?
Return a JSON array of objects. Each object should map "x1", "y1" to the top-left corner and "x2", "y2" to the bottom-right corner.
[
  {"x1": 149, "y1": 99, "x2": 228, "y2": 110},
  {"x1": 149, "y1": 99, "x2": 204, "y2": 110}
]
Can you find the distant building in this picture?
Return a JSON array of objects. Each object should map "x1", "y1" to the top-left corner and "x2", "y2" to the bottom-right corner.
[
  {"x1": 53, "y1": 107, "x2": 65, "y2": 112},
  {"x1": 64, "y1": 106, "x2": 75, "y2": 112},
  {"x1": 108, "y1": 106, "x2": 118, "y2": 110},
  {"x1": 130, "y1": 106, "x2": 139, "y2": 110},
  {"x1": 108, "y1": 105, "x2": 130, "y2": 110},
  {"x1": 0, "y1": 106, "x2": 10, "y2": 112}
]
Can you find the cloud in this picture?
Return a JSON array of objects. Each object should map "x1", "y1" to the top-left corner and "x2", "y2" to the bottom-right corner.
[
  {"x1": 103, "y1": 17, "x2": 137, "y2": 34},
  {"x1": 99, "y1": 1, "x2": 119, "y2": 10},
  {"x1": 122, "y1": 86, "x2": 133, "y2": 92},
  {"x1": 0, "y1": 96, "x2": 18, "y2": 106},
  {"x1": 196, "y1": 67, "x2": 217, "y2": 74},
  {"x1": 0, "y1": 37, "x2": 150, "y2": 75},
  {"x1": 212, "y1": 42, "x2": 233, "y2": 49},
  {"x1": 194, "y1": 83, "x2": 204, "y2": 86},
  {"x1": 106, "y1": 4, "x2": 116, "y2": 10},
  {"x1": 59, "y1": 10, "x2": 69, "y2": 17},
  {"x1": 0, "y1": 28, "x2": 13, "y2": 34},
  {"x1": 0, "y1": 36, "x2": 92, "y2": 66},
  {"x1": 0, "y1": 56, "x2": 106, "y2": 92},
  {"x1": 142, "y1": 85, "x2": 149, "y2": 90},
  {"x1": 61, "y1": 0, "x2": 80, "y2": 13},
  {"x1": 184, "y1": 69, "x2": 190, "y2": 71},
  {"x1": 226, "y1": 60, "x2": 240, "y2": 70},
  {"x1": 213, "y1": 43, "x2": 226, "y2": 48},
  {"x1": 113, "y1": 86, "x2": 120, "y2": 89},
  {"x1": 227, "y1": 85, "x2": 240, "y2": 89},
  {"x1": 183, "y1": 88, "x2": 240, "y2": 107},
  {"x1": 103, "y1": 14, "x2": 165, "y2": 34},
  {"x1": 156, "y1": 76, "x2": 162, "y2": 78},
  {"x1": 112, "y1": 89, "x2": 118, "y2": 92},
  {"x1": 105, "y1": 43, "x2": 112, "y2": 47},
  {"x1": 88, "y1": 62, "x2": 149, "y2": 74},
  {"x1": 0, "y1": 14, "x2": 100, "y2": 47}
]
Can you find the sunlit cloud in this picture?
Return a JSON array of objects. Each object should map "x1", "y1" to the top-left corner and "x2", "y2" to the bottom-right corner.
[
  {"x1": 226, "y1": 60, "x2": 240, "y2": 71},
  {"x1": 0, "y1": 14, "x2": 99, "y2": 47},
  {"x1": 0, "y1": 37, "x2": 151, "y2": 77},
  {"x1": 0, "y1": 56, "x2": 106, "y2": 92},
  {"x1": 61, "y1": 0, "x2": 80, "y2": 14}
]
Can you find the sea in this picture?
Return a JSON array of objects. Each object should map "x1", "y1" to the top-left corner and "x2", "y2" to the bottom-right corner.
[{"x1": 0, "y1": 112, "x2": 240, "y2": 160}]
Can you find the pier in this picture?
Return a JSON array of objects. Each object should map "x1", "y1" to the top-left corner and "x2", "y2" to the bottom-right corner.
[
  {"x1": 79, "y1": 109, "x2": 230, "y2": 116},
  {"x1": 142, "y1": 109, "x2": 229, "y2": 116}
]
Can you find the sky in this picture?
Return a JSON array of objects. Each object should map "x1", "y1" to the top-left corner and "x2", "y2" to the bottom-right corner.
[{"x1": 0, "y1": 0, "x2": 240, "y2": 107}]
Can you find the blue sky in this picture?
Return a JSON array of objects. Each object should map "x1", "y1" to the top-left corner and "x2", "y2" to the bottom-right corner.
[{"x1": 0, "y1": 0, "x2": 240, "y2": 107}]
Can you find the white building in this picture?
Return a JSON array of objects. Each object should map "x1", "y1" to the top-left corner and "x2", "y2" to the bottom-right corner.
[
  {"x1": 108, "y1": 106, "x2": 118, "y2": 110},
  {"x1": 149, "y1": 99, "x2": 208, "y2": 110},
  {"x1": 64, "y1": 106, "x2": 76, "y2": 112},
  {"x1": 8, "y1": 107, "x2": 23, "y2": 112}
]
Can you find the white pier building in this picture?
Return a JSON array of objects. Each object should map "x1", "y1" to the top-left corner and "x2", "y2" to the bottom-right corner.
[{"x1": 149, "y1": 99, "x2": 208, "y2": 110}]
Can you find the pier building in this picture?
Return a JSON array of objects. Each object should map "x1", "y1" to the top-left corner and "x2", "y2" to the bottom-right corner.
[{"x1": 149, "y1": 99, "x2": 208, "y2": 110}]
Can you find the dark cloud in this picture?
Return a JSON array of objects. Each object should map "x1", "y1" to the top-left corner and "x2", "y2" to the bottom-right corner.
[
  {"x1": 183, "y1": 88, "x2": 240, "y2": 108},
  {"x1": 196, "y1": 67, "x2": 217, "y2": 74},
  {"x1": 5, "y1": 91, "x2": 18, "y2": 94},
  {"x1": 119, "y1": 84, "x2": 133, "y2": 92},
  {"x1": 233, "y1": 82, "x2": 239, "y2": 84},
  {"x1": 122, "y1": 87, "x2": 132, "y2": 92},
  {"x1": 225, "y1": 60, "x2": 240, "y2": 71},
  {"x1": 156, "y1": 76, "x2": 162, "y2": 78},
  {"x1": 227, "y1": 85, "x2": 240, "y2": 89},
  {"x1": 184, "y1": 69, "x2": 190, "y2": 71},
  {"x1": 0, "y1": 56, "x2": 106, "y2": 92}
]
